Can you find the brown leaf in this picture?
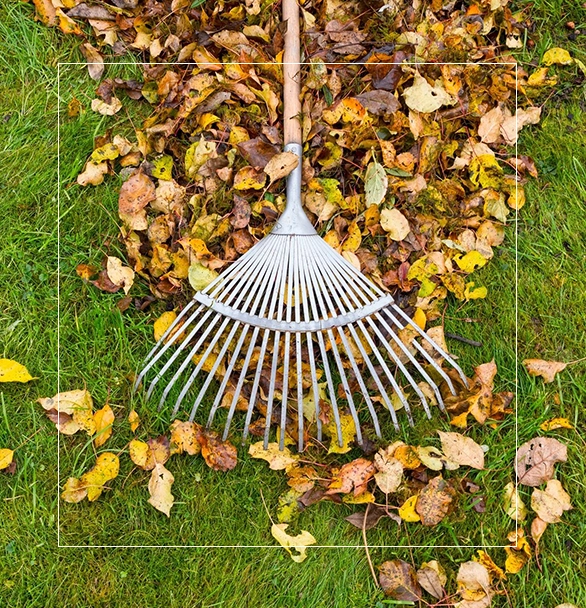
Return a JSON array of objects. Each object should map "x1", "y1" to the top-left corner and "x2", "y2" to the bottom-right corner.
[
  {"x1": 230, "y1": 196, "x2": 251, "y2": 229},
  {"x1": 379, "y1": 560, "x2": 422, "y2": 602},
  {"x1": 344, "y1": 505, "x2": 390, "y2": 530},
  {"x1": 32, "y1": 0, "x2": 56, "y2": 26},
  {"x1": 523, "y1": 359, "x2": 567, "y2": 383},
  {"x1": 237, "y1": 138, "x2": 279, "y2": 169},
  {"x1": 232, "y1": 229, "x2": 255, "y2": 254},
  {"x1": 118, "y1": 171, "x2": 156, "y2": 230},
  {"x1": 531, "y1": 479, "x2": 572, "y2": 523},
  {"x1": 145, "y1": 436, "x2": 171, "y2": 471},
  {"x1": 515, "y1": 437, "x2": 567, "y2": 486},
  {"x1": 196, "y1": 428, "x2": 237, "y2": 472},
  {"x1": 264, "y1": 151, "x2": 299, "y2": 182},
  {"x1": 416, "y1": 475, "x2": 455, "y2": 526},
  {"x1": 437, "y1": 431, "x2": 485, "y2": 469},
  {"x1": 456, "y1": 561, "x2": 493, "y2": 605},
  {"x1": 76, "y1": 263, "x2": 98, "y2": 281},
  {"x1": 354, "y1": 90, "x2": 400, "y2": 115},
  {"x1": 326, "y1": 458, "x2": 376, "y2": 496},
  {"x1": 80, "y1": 42, "x2": 104, "y2": 81},
  {"x1": 417, "y1": 561, "x2": 447, "y2": 600}
]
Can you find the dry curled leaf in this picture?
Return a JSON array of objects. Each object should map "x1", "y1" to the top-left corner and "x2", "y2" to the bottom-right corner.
[
  {"x1": 263, "y1": 151, "x2": 299, "y2": 182},
  {"x1": 523, "y1": 359, "x2": 567, "y2": 383},
  {"x1": 417, "y1": 560, "x2": 446, "y2": 600},
  {"x1": 196, "y1": 428, "x2": 237, "y2": 471},
  {"x1": 416, "y1": 475, "x2": 455, "y2": 526},
  {"x1": 456, "y1": 561, "x2": 493, "y2": 606},
  {"x1": 326, "y1": 458, "x2": 376, "y2": 497},
  {"x1": 148, "y1": 463, "x2": 175, "y2": 517},
  {"x1": 37, "y1": 389, "x2": 95, "y2": 435},
  {"x1": 503, "y1": 482, "x2": 527, "y2": 522},
  {"x1": 379, "y1": 559, "x2": 422, "y2": 602},
  {"x1": 515, "y1": 437, "x2": 567, "y2": 486},
  {"x1": 531, "y1": 479, "x2": 572, "y2": 523},
  {"x1": 438, "y1": 431, "x2": 485, "y2": 469}
]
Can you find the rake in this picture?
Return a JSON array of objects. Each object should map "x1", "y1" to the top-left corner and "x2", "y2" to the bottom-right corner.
[{"x1": 135, "y1": 0, "x2": 468, "y2": 450}]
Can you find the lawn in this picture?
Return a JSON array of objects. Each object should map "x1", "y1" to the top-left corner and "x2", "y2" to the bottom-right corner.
[{"x1": 0, "y1": 1, "x2": 584, "y2": 606}]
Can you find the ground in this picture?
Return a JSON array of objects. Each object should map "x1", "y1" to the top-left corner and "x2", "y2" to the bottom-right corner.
[{"x1": 0, "y1": 1, "x2": 585, "y2": 606}]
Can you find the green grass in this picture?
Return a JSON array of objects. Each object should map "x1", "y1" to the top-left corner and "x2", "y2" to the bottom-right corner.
[{"x1": 0, "y1": 1, "x2": 585, "y2": 606}]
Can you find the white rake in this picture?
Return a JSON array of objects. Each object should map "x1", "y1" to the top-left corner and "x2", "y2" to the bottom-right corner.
[{"x1": 135, "y1": 0, "x2": 468, "y2": 450}]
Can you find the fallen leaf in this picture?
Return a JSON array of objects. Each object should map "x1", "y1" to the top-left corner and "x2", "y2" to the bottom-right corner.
[
  {"x1": 326, "y1": 413, "x2": 356, "y2": 454},
  {"x1": 416, "y1": 445, "x2": 444, "y2": 471},
  {"x1": 37, "y1": 389, "x2": 95, "y2": 435},
  {"x1": 79, "y1": 452, "x2": 120, "y2": 501},
  {"x1": 399, "y1": 495, "x2": 421, "y2": 522},
  {"x1": 152, "y1": 155, "x2": 173, "y2": 180},
  {"x1": 364, "y1": 159, "x2": 388, "y2": 206},
  {"x1": 129, "y1": 439, "x2": 149, "y2": 469},
  {"x1": 505, "y1": 529, "x2": 531, "y2": 574},
  {"x1": 170, "y1": 420, "x2": 201, "y2": 455},
  {"x1": 531, "y1": 479, "x2": 572, "y2": 523},
  {"x1": 249, "y1": 442, "x2": 298, "y2": 470},
  {"x1": 503, "y1": 482, "x2": 527, "y2": 522},
  {"x1": 0, "y1": 359, "x2": 35, "y2": 383},
  {"x1": 542, "y1": 47, "x2": 573, "y2": 66},
  {"x1": 263, "y1": 151, "x2": 299, "y2": 182},
  {"x1": 379, "y1": 559, "x2": 422, "y2": 602},
  {"x1": 515, "y1": 437, "x2": 567, "y2": 486},
  {"x1": 416, "y1": 475, "x2": 455, "y2": 526},
  {"x1": 93, "y1": 404, "x2": 115, "y2": 448},
  {"x1": 373, "y1": 449, "x2": 403, "y2": 494},
  {"x1": 437, "y1": 431, "x2": 485, "y2": 469},
  {"x1": 474, "y1": 550, "x2": 506, "y2": 581},
  {"x1": 118, "y1": 171, "x2": 155, "y2": 230},
  {"x1": 128, "y1": 410, "x2": 140, "y2": 433},
  {"x1": 188, "y1": 262, "x2": 219, "y2": 291},
  {"x1": 403, "y1": 72, "x2": 457, "y2": 113},
  {"x1": 271, "y1": 523, "x2": 316, "y2": 563},
  {"x1": 153, "y1": 311, "x2": 178, "y2": 342},
  {"x1": 0, "y1": 449, "x2": 14, "y2": 470},
  {"x1": 417, "y1": 560, "x2": 446, "y2": 600},
  {"x1": 80, "y1": 42, "x2": 104, "y2": 80},
  {"x1": 196, "y1": 428, "x2": 238, "y2": 471},
  {"x1": 106, "y1": 256, "x2": 135, "y2": 295},
  {"x1": 77, "y1": 161, "x2": 108, "y2": 186},
  {"x1": 345, "y1": 504, "x2": 390, "y2": 530},
  {"x1": 540, "y1": 417, "x2": 573, "y2": 431},
  {"x1": 500, "y1": 107, "x2": 542, "y2": 146},
  {"x1": 148, "y1": 463, "x2": 175, "y2": 517},
  {"x1": 523, "y1": 359, "x2": 567, "y2": 383},
  {"x1": 380, "y1": 208, "x2": 410, "y2": 241},
  {"x1": 144, "y1": 436, "x2": 171, "y2": 470},
  {"x1": 326, "y1": 458, "x2": 376, "y2": 496},
  {"x1": 456, "y1": 561, "x2": 493, "y2": 605},
  {"x1": 91, "y1": 97, "x2": 122, "y2": 115},
  {"x1": 61, "y1": 477, "x2": 87, "y2": 503},
  {"x1": 531, "y1": 516, "x2": 548, "y2": 545}
]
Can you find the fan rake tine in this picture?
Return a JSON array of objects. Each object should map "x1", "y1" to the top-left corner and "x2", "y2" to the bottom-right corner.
[
  {"x1": 304, "y1": 239, "x2": 361, "y2": 446},
  {"x1": 292, "y1": 237, "x2": 305, "y2": 451},
  {"x1": 264, "y1": 331, "x2": 282, "y2": 448}
]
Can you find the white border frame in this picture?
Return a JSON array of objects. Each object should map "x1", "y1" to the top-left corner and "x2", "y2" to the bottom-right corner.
[{"x1": 57, "y1": 60, "x2": 519, "y2": 549}]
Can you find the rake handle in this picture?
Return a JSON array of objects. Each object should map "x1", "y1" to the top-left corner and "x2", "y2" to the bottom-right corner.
[{"x1": 282, "y1": 0, "x2": 302, "y2": 146}]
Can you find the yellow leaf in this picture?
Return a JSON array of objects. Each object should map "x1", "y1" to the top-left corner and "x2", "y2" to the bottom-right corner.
[
  {"x1": 152, "y1": 155, "x2": 173, "y2": 180},
  {"x1": 129, "y1": 439, "x2": 149, "y2": 469},
  {"x1": 342, "y1": 221, "x2": 362, "y2": 252},
  {"x1": 505, "y1": 529, "x2": 531, "y2": 574},
  {"x1": 0, "y1": 359, "x2": 35, "y2": 383},
  {"x1": 128, "y1": 410, "x2": 140, "y2": 433},
  {"x1": 326, "y1": 414, "x2": 356, "y2": 454},
  {"x1": 474, "y1": 550, "x2": 506, "y2": 581},
  {"x1": 154, "y1": 311, "x2": 178, "y2": 342},
  {"x1": 399, "y1": 495, "x2": 421, "y2": 522},
  {"x1": 540, "y1": 417, "x2": 573, "y2": 431},
  {"x1": 106, "y1": 256, "x2": 135, "y2": 295},
  {"x1": 271, "y1": 523, "x2": 316, "y2": 563},
  {"x1": 503, "y1": 482, "x2": 527, "y2": 522},
  {"x1": 148, "y1": 463, "x2": 175, "y2": 517},
  {"x1": 188, "y1": 262, "x2": 218, "y2": 291},
  {"x1": 413, "y1": 308, "x2": 426, "y2": 330},
  {"x1": 542, "y1": 47, "x2": 573, "y2": 66},
  {"x1": 170, "y1": 420, "x2": 201, "y2": 455},
  {"x1": 91, "y1": 143, "x2": 119, "y2": 163},
  {"x1": 93, "y1": 404, "x2": 115, "y2": 448},
  {"x1": 37, "y1": 389, "x2": 95, "y2": 435},
  {"x1": 464, "y1": 282, "x2": 488, "y2": 300},
  {"x1": 233, "y1": 166, "x2": 267, "y2": 190},
  {"x1": 0, "y1": 449, "x2": 14, "y2": 470},
  {"x1": 469, "y1": 155, "x2": 502, "y2": 189},
  {"x1": 249, "y1": 442, "x2": 299, "y2": 470},
  {"x1": 61, "y1": 477, "x2": 87, "y2": 503},
  {"x1": 342, "y1": 490, "x2": 375, "y2": 504},
  {"x1": 228, "y1": 126, "x2": 249, "y2": 145},
  {"x1": 454, "y1": 251, "x2": 488, "y2": 274},
  {"x1": 185, "y1": 136, "x2": 216, "y2": 178},
  {"x1": 80, "y1": 452, "x2": 120, "y2": 502}
]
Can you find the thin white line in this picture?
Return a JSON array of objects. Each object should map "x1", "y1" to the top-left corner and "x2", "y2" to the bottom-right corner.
[
  {"x1": 514, "y1": 62, "x2": 519, "y2": 540},
  {"x1": 57, "y1": 62, "x2": 61, "y2": 549},
  {"x1": 56, "y1": 59, "x2": 519, "y2": 549}
]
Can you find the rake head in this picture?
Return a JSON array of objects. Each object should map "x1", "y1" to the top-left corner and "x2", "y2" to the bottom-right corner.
[{"x1": 135, "y1": 225, "x2": 468, "y2": 451}]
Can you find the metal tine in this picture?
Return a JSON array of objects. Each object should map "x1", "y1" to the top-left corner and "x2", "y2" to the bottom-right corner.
[
  {"x1": 241, "y1": 240, "x2": 291, "y2": 442},
  {"x1": 309, "y1": 244, "x2": 383, "y2": 438},
  {"x1": 137, "y1": 239, "x2": 273, "y2": 376},
  {"x1": 220, "y1": 244, "x2": 292, "y2": 440},
  {"x1": 410, "y1": 340, "x2": 453, "y2": 407},
  {"x1": 306, "y1": 249, "x2": 401, "y2": 429},
  {"x1": 387, "y1": 305, "x2": 468, "y2": 389},
  {"x1": 318, "y1": 244, "x2": 429, "y2": 422},
  {"x1": 292, "y1": 237, "x2": 305, "y2": 451},
  {"x1": 277, "y1": 237, "x2": 296, "y2": 450},
  {"x1": 209, "y1": 237, "x2": 292, "y2": 431},
  {"x1": 264, "y1": 330, "x2": 282, "y2": 448},
  {"x1": 183, "y1": 240, "x2": 289, "y2": 420},
  {"x1": 304, "y1": 238, "x2": 363, "y2": 446},
  {"x1": 297, "y1": 237, "x2": 322, "y2": 442},
  {"x1": 140, "y1": 234, "x2": 281, "y2": 395},
  {"x1": 300, "y1": 238, "x2": 343, "y2": 446}
]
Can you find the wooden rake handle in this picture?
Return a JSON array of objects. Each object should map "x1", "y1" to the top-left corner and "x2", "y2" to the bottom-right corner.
[{"x1": 282, "y1": 0, "x2": 302, "y2": 146}]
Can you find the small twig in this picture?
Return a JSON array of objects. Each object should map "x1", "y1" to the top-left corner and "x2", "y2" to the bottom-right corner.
[
  {"x1": 362, "y1": 503, "x2": 379, "y2": 589},
  {"x1": 445, "y1": 332, "x2": 483, "y2": 347}
]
